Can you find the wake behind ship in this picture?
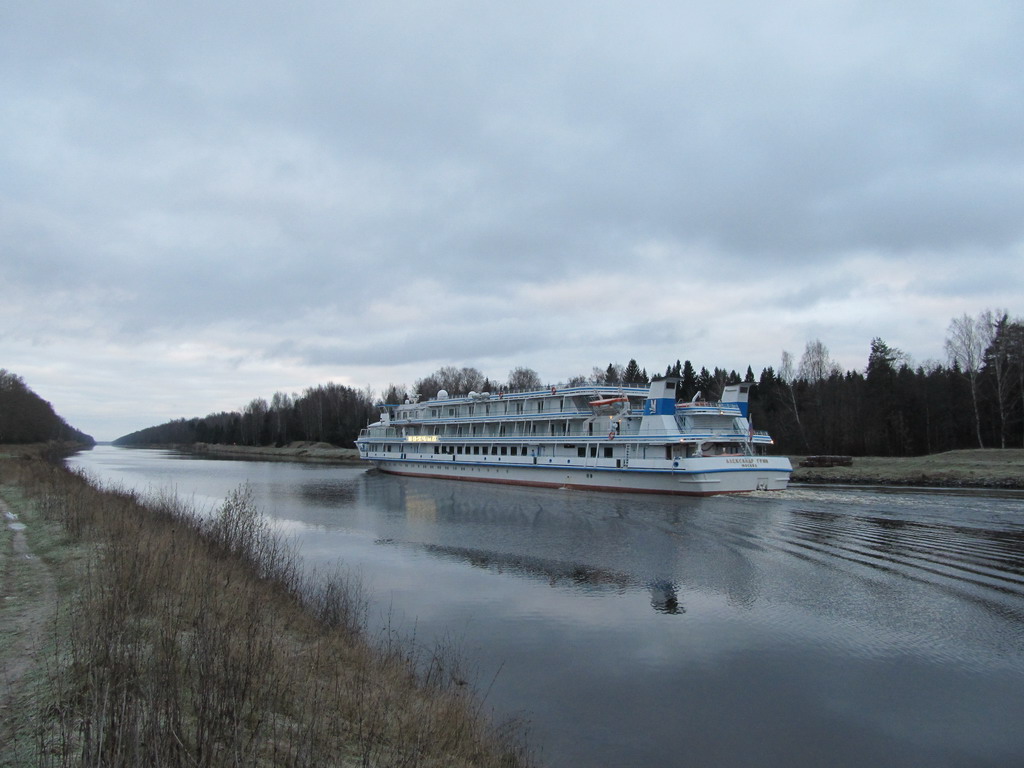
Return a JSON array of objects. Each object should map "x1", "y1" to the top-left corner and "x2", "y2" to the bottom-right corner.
[{"x1": 356, "y1": 376, "x2": 792, "y2": 495}]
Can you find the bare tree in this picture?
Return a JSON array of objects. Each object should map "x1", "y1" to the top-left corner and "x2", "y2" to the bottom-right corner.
[
  {"x1": 945, "y1": 312, "x2": 994, "y2": 448},
  {"x1": 415, "y1": 366, "x2": 487, "y2": 398},
  {"x1": 269, "y1": 391, "x2": 293, "y2": 445},
  {"x1": 779, "y1": 350, "x2": 809, "y2": 451},
  {"x1": 381, "y1": 383, "x2": 410, "y2": 404},
  {"x1": 1008, "y1": 319, "x2": 1024, "y2": 447},
  {"x1": 797, "y1": 339, "x2": 840, "y2": 382},
  {"x1": 241, "y1": 398, "x2": 269, "y2": 446},
  {"x1": 983, "y1": 310, "x2": 1015, "y2": 448},
  {"x1": 506, "y1": 366, "x2": 542, "y2": 391}
]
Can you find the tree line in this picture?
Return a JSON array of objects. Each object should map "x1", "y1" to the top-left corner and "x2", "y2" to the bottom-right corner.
[
  {"x1": 0, "y1": 370, "x2": 95, "y2": 445},
  {"x1": 113, "y1": 383, "x2": 378, "y2": 448},
  {"x1": 753, "y1": 310, "x2": 1023, "y2": 456},
  {"x1": 114, "y1": 309, "x2": 1022, "y2": 456}
]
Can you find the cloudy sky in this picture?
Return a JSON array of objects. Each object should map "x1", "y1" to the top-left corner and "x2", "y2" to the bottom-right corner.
[{"x1": 3, "y1": 1, "x2": 1022, "y2": 441}]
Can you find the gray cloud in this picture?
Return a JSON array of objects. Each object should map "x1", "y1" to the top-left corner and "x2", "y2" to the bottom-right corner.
[{"x1": 2, "y1": 0, "x2": 1023, "y2": 438}]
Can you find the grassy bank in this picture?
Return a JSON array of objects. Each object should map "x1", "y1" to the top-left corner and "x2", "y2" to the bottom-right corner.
[
  {"x1": 789, "y1": 448, "x2": 1024, "y2": 489},
  {"x1": 189, "y1": 441, "x2": 365, "y2": 464},
  {"x1": 0, "y1": 449, "x2": 534, "y2": 767}
]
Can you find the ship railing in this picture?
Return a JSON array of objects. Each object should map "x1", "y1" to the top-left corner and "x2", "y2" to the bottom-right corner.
[
  {"x1": 358, "y1": 427, "x2": 403, "y2": 439},
  {"x1": 359, "y1": 424, "x2": 775, "y2": 442}
]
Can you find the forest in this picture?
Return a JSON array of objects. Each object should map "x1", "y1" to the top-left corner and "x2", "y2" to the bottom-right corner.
[
  {"x1": 113, "y1": 309, "x2": 1023, "y2": 457},
  {"x1": 0, "y1": 370, "x2": 95, "y2": 445}
]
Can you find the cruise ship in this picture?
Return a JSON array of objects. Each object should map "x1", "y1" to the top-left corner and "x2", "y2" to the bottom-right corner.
[{"x1": 356, "y1": 376, "x2": 792, "y2": 495}]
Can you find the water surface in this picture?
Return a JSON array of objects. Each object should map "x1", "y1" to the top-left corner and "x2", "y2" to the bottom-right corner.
[{"x1": 69, "y1": 446, "x2": 1024, "y2": 768}]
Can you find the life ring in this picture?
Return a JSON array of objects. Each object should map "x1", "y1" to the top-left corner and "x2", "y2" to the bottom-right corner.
[{"x1": 608, "y1": 431, "x2": 615, "y2": 440}]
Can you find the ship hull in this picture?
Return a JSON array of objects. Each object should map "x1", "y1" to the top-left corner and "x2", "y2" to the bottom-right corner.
[{"x1": 365, "y1": 456, "x2": 790, "y2": 496}]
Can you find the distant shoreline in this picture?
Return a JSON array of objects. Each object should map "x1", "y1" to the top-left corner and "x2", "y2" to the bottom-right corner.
[{"x1": 187, "y1": 441, "x2": 366, "y2": 464}]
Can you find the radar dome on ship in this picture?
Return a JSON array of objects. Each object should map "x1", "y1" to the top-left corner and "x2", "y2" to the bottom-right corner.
[{"x1": 437, "y1": 389, "x2": 449, "y2": 399}]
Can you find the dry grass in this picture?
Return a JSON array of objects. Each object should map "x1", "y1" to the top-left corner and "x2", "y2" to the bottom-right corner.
[
  {"x1": 790, "y1": 448, "x2": 1024, "y2": 489},
  {"x1": 191, "y1": 442, "x2": 366, "y2": 464},
  {"x1": 0, "y1": 453, "x2": 536, "y2": 768}
]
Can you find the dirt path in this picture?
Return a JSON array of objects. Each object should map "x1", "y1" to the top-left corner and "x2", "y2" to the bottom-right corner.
[{"x1": 0, "y1": 495, "x2": 59, "y2": 751}]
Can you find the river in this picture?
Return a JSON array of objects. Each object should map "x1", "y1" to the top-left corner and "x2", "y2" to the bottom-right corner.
[{"x1": 67, "y1": 446, "x2": 1024, "y2": 768}]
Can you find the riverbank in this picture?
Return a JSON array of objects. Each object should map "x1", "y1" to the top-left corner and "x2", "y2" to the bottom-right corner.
[
  {"x1": 789, "y1": 448, "x2": 1024, "y2": 490},
  {"x1": 0, "y1": 448, "x2": 534, "y2": 767},
  {"x1": 190, "y1": 440, "x2": 365, "y2": 463}
]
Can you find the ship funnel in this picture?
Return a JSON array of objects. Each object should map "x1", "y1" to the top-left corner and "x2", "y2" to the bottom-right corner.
[{"x1": 721, "y1": 384, "x2": 752, "y2": 417}]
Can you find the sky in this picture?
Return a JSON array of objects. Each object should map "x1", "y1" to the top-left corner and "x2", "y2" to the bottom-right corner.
[{"x1": 3, "y1": 1, "x2": 1023, "y2": 441}]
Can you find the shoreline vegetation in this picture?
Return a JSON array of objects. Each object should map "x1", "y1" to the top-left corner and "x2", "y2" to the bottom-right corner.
[
  {"x1": 171, "y1": 441, "x2": 1024, "y2": 491},
  {"x1": 0, "y1": 446, "x2": 535, "y2": 767},
  {"x1": 789, "y1": 448, "x2": 1024, "y2": 490},
  {"x1": 190, "y1": 440, "x2": 365, "y2": 463}
]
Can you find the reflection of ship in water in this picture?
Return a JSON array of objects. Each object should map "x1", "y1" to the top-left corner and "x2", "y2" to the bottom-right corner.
[
  {"x1": 379, "y1": 537, "x2": 687, "y2": 616},
  {"x1": 356, "y1": 470, "x2": 766, "y2": 614},
  {"x1": 418, "y1": 542, "x2": 634, "y2": 590},
  {"x1": 649, "y1": 580, "x2": 684, "y2": 614}
]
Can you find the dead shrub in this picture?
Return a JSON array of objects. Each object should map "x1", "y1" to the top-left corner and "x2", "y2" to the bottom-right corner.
[{"x1": 2, "y1": 457, "x2": 537, "y2": 768}]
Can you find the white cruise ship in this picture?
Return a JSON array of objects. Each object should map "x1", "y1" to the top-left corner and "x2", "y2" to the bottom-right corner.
[{"x1": 356, "y1": 376, "x2": 792, "y2": 495}]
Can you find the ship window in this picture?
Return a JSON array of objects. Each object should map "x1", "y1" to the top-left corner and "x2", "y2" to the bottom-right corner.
[
  {"x1": 665, "y1": 381, "x2": 675, "y2": 390},
  {"x1": 491, "y1": 446, "x2": 498, "y2": 455},
  {"x1": 473, "y1": 446, "x2": 480, "y2": 455},
  {"x1": 537, "y1": 400, "x2": 544, "y2": 412},
  {"x1": 577, "y1": 447, "x2": 586, "y2": 457},
  {"x1": 510, "y1": 446, "x2": 518, "y2": 456},
  {"x1": 665, "y1": 446, "x2": 672, "y2": 460},
  {"x1": 434, "y1": 446, "x2": 439, "y2": 454},
  {"x1": 604, "y1": 446, "x2": 613, "y2": 458},
  {"x1": 589, "y1": 446, "x2": 597, "y2": 457},
  {"x1": 500, "y1": 446, "x2": 507, "y2": 455}
]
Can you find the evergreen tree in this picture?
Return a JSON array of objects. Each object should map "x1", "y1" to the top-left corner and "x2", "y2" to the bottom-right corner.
[
  {"x1": 622, "y1": 359, "x2": 644, "y2": 385},
  {"x1": 679, "y1": 361, "x2": 697, "y2": 400}
]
